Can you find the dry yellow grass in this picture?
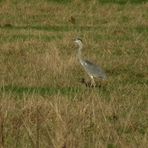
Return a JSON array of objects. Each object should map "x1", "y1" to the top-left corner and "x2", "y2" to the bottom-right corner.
[{"x1": 0, "y1": 0, "x2": 148, "y2": 147}]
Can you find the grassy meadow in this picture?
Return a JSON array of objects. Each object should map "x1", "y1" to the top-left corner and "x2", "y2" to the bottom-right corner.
[{"x1": 0, "y1": 0, "x2": 148, "y2": 147}]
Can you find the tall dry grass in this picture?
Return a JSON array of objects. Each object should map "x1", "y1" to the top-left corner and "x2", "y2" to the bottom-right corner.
[{"x1": 0, "y1": 0, "x2": 147, "y2": 147}]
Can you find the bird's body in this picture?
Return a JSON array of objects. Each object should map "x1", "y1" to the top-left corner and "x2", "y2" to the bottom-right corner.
[
  {"x1": 74, "y1": 38, "x2": 107, "y2": 87},
  {"x1": 80, "y1": 60, "x2": 107, "y2": 80}
]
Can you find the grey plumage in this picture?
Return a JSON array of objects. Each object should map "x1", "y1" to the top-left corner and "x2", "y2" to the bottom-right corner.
[{"x1": 74, "y1": 38, "x2": 107, "y2": 87}]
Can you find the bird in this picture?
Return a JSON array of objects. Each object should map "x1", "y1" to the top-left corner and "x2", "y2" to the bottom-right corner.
[
  {"x1": 68, "y1": 16, "x2": 76, "y2": 25},
  {"x1": 74, "y1": 38, "x2": 107, "y2": 87}
]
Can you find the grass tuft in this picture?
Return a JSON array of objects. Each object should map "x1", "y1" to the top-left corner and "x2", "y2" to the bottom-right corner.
[{"x1": 0, "y1": 0, "x2": 147, "y2": 147}]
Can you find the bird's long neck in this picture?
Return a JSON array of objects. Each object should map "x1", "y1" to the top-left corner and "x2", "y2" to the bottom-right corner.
[{"x1": 78, "y1": 44, "x2": 83, "y2": 63}]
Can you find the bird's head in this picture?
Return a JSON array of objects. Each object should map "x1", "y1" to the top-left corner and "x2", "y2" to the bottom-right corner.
[{"x1": 74, "y1": 38, "x2": 83, "y2": 48}]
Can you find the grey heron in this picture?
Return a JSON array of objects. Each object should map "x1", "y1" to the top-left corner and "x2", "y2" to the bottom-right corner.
[{"x1": 74, "y1": 38, "x2": 107, "y2": 87}]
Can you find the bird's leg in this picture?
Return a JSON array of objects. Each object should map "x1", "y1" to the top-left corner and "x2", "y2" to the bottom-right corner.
[{"x1": 90, "y1": 76, "x2": 96, "y2": 87}]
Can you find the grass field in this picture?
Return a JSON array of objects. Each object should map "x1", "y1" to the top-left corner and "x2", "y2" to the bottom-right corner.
[{"x1": 0, "y1": 0, "x2": 148, "y2": 147}]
